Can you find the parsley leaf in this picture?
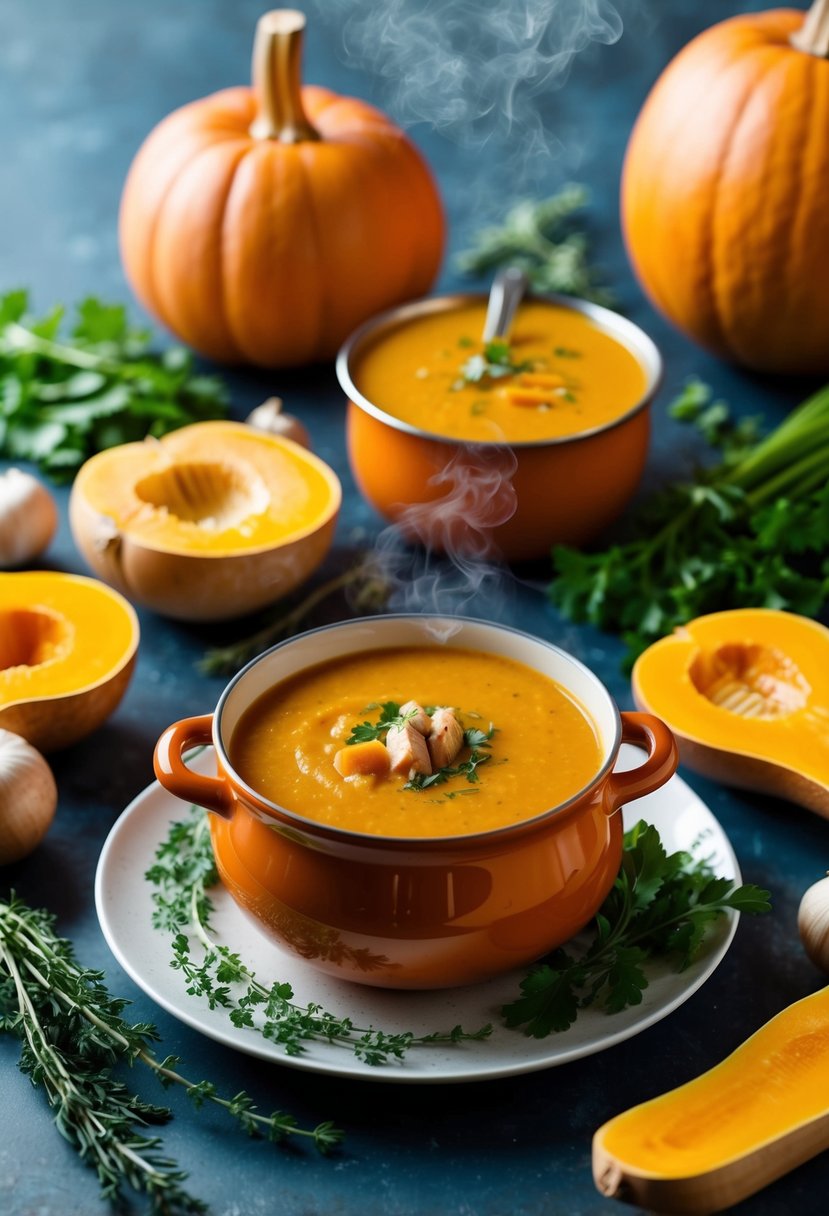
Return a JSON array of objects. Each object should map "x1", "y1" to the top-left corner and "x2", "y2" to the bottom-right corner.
[
  {"x1": 0, "y1": 290, "x2": 228, "y2": 480},
  {"x1": 345, "y1": 701, "x2": 411, "y2": 745},
  {"x1": 502, "y1": 820, "x2": 770, "y2": 1037}
]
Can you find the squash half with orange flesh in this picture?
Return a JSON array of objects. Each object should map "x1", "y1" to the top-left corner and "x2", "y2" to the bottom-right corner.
[
  {"x1": 0, "y1": 571, "x2": 138, "y2": 751},
  {"x1": 632, "y1": 609, "x2": 829, "y2": 818},
  {"x1": 69, "y1": 421, "x2": 341, "y2": 621},
  {"x1": 593, "y1": 985, "x2": 829, "y2": 1213}
]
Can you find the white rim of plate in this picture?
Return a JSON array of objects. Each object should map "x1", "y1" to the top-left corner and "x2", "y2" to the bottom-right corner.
[{"x1": 95, "y1": 748, "x2": 741, "y2": 1084}]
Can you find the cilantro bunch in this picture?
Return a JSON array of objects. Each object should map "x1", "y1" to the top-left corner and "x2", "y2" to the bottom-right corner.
[
  {"x1": 550, "y1": 380, "x2": 829, "y2": 667},
  {"x1": 503, "y1": 821, "x2": 770, "y2": 1037},
  {"x1": 0, "y1": 291, "x2": 228, "y2": 479}
]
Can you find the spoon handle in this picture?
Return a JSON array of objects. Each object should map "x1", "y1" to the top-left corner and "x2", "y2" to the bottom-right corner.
[{"x1": 482, "y1": 267, "x2": 528, "y2": 343}]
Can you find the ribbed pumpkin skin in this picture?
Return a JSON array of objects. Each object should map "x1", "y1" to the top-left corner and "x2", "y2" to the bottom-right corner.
[
  {"x1": 622, "y1": 9, "x2": 829, "y2": 374},
  {"x1": 119, "y1": 86, "x2": 444, "y2": 367}
]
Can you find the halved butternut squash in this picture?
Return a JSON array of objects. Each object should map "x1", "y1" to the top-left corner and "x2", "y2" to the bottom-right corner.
[
  {"x1": 632, "y1": 609, "x2": 829, "y2": 817},
  {"x1": 69, "y1": 420, "x2": 341, "y2": 621},
  {"x1": 0, "y1": 571, "x2": 138, "y2": 751},
  {"x1": 593, "y1": 985, "x2": 829, "y2": 1213}
]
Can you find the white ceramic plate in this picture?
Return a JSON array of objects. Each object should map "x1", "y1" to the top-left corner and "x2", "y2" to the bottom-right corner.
[{"x1": 95, "y1": 747, "x2": 741, "y2": 1084}]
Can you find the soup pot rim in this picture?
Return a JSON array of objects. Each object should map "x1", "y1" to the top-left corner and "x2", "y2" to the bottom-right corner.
[
  {"x1": 212, "y1": 613, "x2": 624, "y2": 847},
  {"x1": 336, "y1": 291, "x2": 663, "y2": 451}
]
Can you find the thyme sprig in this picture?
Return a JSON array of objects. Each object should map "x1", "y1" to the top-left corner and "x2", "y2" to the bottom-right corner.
[
  {"x1": 199, "y1": 556, "x2": 392, "y2": 678},
  {"x1": 0, "y1": 895, "x2": 341, "y2": 1214},
  {"x1": 146, "y1": 809, "x2": 492, "y2": 1064},
  {"x1": 456, "y1": 185, "x2": 614, "y2": 306}
]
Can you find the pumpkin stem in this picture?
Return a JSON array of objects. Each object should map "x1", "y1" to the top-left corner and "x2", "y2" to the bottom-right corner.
[
  {"x1": 791, "y1": 0, "x2": 829, "y2": 57},
  {"x1": 250, "y1": 9, "x2": 321, "y2": 143}
]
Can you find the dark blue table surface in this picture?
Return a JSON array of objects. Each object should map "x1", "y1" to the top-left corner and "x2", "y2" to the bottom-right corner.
[{"x1": 1, "y1": 2, "x2": 826, "y2": 1213}]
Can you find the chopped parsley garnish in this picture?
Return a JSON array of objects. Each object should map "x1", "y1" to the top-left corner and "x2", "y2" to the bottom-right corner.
[
  {"x1": 345, "y1": 701, "x2": 414, "y2": 745},
  {"x1": 455, "y1": 339, "x2": 532, "y2": 389},
  {"x1": 345, "y1": 706, "x2": 500, "y2": 794}
]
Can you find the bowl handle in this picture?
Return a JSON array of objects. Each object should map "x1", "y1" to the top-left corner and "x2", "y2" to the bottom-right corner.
[
  {"x1": 154, "y1": 714, "x2": 233, "y2": 819},
  {"x1": 604, "y1": 712, "x2": 678, "y2": 815}
]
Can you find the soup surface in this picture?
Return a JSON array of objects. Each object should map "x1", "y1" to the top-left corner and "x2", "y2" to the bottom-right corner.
[
  {"x1": 352, "y1": 300, "x2": 648, "y2": 444},
  {"x1": 230, "y1": 646, "x2": 604, "y2": 838}
]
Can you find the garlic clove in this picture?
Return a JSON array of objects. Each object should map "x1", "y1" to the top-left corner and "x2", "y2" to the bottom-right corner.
[
  {"x1": 798, "y1": 874, "x2": 829, "y2": 973},
  {"x1": 0, "y1": 729, "x2": 57, "y2": 864},
  {"x1": 0, "y1": 468, "x2": 59, "y2": 569},
  {"x1": 246, "y1": 397, "x2": 311, "y2": 449}
]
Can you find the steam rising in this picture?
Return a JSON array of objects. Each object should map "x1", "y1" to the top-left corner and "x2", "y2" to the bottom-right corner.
[
  {"x1": 360, "y1": 446, "x2": 518, "y2": 639},
  {"x1": 311, "y1": 0, "x2": 623, "y2": 185},
  {"x1": 321, "y1": 0, "x2": 628, "y2": 632}
]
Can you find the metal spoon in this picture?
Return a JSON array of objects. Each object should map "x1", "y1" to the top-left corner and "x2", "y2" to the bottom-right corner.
[{"x1": 481, "y1": 267, "x2": 528, "y2": 344}]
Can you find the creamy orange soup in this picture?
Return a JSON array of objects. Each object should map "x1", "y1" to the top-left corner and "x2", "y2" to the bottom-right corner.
[
  {"x1": 230, "y1": 647, "x2": 603, "y2": 838},
  {"x1": 352, "y1": 300, "x2": 648, "y2": 444}
]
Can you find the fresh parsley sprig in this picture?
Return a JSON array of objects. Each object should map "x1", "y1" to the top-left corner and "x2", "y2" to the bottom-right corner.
[
  {"x1": 502, "y1": 821, "x2": 770, "y2": 1038},
  {"x1": 550, "y1": 380, "x2": 829, "y2": 667},
  {"x1": 0, "y1": 894, "x2": 340, "y2": 1214},
  {"x1": 0, "y1": 290, "x2": 228, "y2": 479},
  {"x1": 456, "y1": 185, "x2": 614, "y2": 306},
  {"x1": 146, "y1": 808, "x2": 491, "y2": 1063}
]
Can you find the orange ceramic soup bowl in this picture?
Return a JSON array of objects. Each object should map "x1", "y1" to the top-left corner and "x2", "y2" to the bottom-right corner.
[
  {"x1": 337, "y1": 294, "x2": 662, "y2": 562},
  {"x1": 154, "y1": 616, "x2": 677, "y2": 990}
]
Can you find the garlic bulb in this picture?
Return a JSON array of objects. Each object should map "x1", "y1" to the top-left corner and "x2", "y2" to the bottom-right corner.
[
  {"x1": 246, "y1": 397, "x2": 311, "y2": 449},
  {"x1": 0, "y1": 468, "x2": 59, "y2": 568},
  {"x1": 0, "y1": 730, "x2": 57, "y2": 864},
  {"x1": 798, "y1": 874, "x2": 829, "y2": 972}
]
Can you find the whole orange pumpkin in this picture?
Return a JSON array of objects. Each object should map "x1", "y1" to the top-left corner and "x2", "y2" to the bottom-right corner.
[
  {"x1": 119, "y1": 9, "x2": 444, "y2": 367},
  {"x1": 622, "y1": 2, "x2": 829, "y2": 374}
]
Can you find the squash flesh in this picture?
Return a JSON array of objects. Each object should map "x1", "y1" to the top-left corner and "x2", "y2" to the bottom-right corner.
[
  {"x1": 72, "y1": 421, "x2": 339, "y2": 555},
  {"x1": 632, "y1": 610, "x2": 829, "y2": 790},
  {"x1": 0, "y1": 573, "x2": 137, "y2": 705},
  {"x1": 596, "y1": 986, "x2": 829, "y2": 1179}
]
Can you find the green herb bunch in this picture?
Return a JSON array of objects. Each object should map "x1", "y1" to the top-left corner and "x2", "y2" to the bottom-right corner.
[
  {"x1": 0, "y1": 895, "x2": 341, "y2": 1214},
  {"x1": 457, "y1": 185, "x2": 613, "y2": 305},
  {"x1": 503, "y1": 821, "x2": 770, "y2": 1037},
  {"x1": 0, "y1": 291, "x2": 228, "y2": 479},
  {"x1": 550, "y1": 380, "x2": 829, "y2": 667},
  {"x1": 146, "y1": 808, "x2": 492, "y2": 1063}
]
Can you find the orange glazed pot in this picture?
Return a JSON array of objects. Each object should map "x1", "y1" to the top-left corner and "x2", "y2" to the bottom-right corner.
[
  {"x1": 338, "y1": 295, "x2": 662, "y2": 562},
  {"x1": 154, "y1": 617, "x2": 677, "y2": 990}
]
